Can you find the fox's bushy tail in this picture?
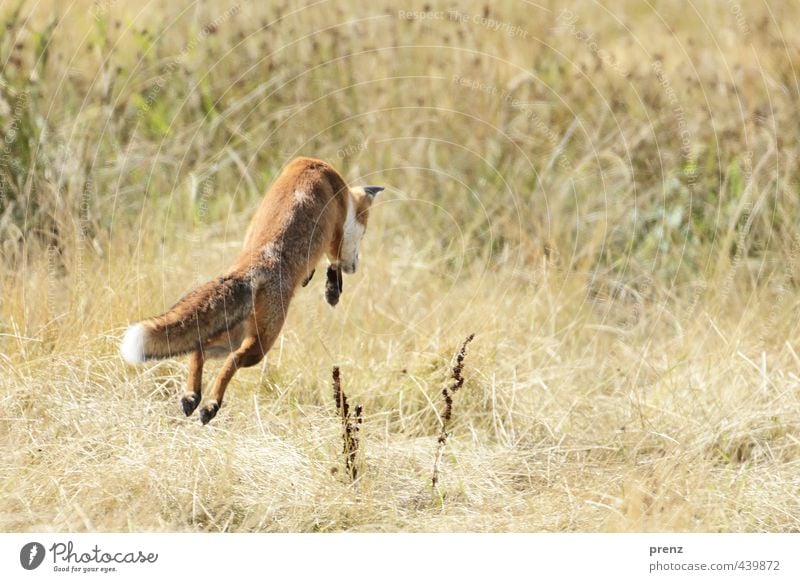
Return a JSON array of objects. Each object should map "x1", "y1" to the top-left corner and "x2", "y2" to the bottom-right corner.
[{"x1": 121, "y1": 271, "x2": 262, "y2": 363}]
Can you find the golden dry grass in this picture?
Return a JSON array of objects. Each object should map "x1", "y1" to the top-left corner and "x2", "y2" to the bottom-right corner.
[{"x1": 1, "y1": 0, "x2": 799, "y2": 532}]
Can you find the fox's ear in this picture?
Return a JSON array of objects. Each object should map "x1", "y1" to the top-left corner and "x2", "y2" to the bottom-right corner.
[{"x1": 363, "y1": 186, "x2": 384, "y2": 199}]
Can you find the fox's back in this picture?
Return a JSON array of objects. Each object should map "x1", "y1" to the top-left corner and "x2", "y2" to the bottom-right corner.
[{"x1": 236, "y1": 158, "x2": 348, "y2": 278}]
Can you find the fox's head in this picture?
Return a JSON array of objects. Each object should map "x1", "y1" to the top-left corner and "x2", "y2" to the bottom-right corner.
[{"x1": 341, "y1": 185, "x2": 383, "y2": 273}]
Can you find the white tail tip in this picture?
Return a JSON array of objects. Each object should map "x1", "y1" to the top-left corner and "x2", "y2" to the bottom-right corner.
[{"x1": 121, "y1": 323, "x2": 148, "y2": 364}]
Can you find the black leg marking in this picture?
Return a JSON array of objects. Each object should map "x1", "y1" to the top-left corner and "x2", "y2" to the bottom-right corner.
[
  {"x1": 302, "y1": 268, "x2": 315, "y2": 287},
  {"x1": 199, "y1": 401, "x2": 220, "y2": 425},
  {"x1": 181, "y1": 393, "x2": 201, "y2": 416},
  {"x1": 325, "y1": 265, "x2": 343, "y2": 306}
]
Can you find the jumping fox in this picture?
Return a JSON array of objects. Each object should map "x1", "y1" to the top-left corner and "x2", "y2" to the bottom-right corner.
[{"x1": 120, "y1": 157, "x2": 383, "y2": 424}]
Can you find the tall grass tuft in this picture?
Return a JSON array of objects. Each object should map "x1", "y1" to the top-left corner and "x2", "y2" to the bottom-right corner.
[{"x1": 432, "y1": 333, "x2": 475, "y2": 491}]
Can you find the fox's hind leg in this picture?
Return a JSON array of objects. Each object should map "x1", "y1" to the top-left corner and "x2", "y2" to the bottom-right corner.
[
  {"x1": 198, "y1": 335, "x2": 267, "y2": 424},
  {"x1": 181, "y1": 350, "x2": 204, "y2": 416},
  {"x1": 198, "y1": 291, "x2": 287, "y2": 424}
]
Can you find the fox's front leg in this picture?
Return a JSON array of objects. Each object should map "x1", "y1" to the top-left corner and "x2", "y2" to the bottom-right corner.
[
  {"x1": 325, "y1": 264, "x2": 343, "y2": 306},
  {"x1": 181, "y1": 350, "x2": 204, "y2": 416},
  {"x1": 325, "y1": 221, "x2": 348, "y2": 307}
]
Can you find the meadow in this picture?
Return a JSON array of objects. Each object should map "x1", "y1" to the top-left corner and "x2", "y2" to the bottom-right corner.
[{"x1": 1, "y1": 0, "x2": 799, "y2": 532}]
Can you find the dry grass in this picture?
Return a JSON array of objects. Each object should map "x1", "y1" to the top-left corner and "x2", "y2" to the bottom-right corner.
[{"x1": 1, "y1": 0, "x2": 799, "y2": 532}]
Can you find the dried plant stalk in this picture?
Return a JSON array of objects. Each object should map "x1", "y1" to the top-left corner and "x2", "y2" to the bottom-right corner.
[
  {"x1": 432, "y1": 333, "x2": 475, "y2": 490},
  {"x1": 332, "y1": 366, "x2": 362, "y2": 480}
]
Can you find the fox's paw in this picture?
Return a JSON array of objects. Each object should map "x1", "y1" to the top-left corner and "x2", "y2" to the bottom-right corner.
[
  {"x1": 199, "y1": 401, "x2": 220, "y2": 425},
  {"x1": 181, "y1": 393, "x2": 201, "y2": 417},
  {"x1": 325, "y1": 265, "x2": 342, "y2": 306},
  {"x1": 325, "y1": 285, "x2": 340, "y2": 307}
]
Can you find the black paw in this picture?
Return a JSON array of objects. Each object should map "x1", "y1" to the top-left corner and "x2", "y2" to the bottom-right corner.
[
  {"x1": 325, "y1": 265, "x2": 342, "y2": 306},
  {"x1": 302, "y1": 269, "x2": 315, "y2": 287},
  {"x1": 199, "y1": 402, "x2": 220, "y2": 425},
  {"x1": 181, "y1": 394, "x2": 201, "y2": 416}
]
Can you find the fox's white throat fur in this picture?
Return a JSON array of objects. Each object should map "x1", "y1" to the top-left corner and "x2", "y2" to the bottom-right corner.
[{"x1": 341, "y1": 194, "x2": 365, "y2": 273}]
